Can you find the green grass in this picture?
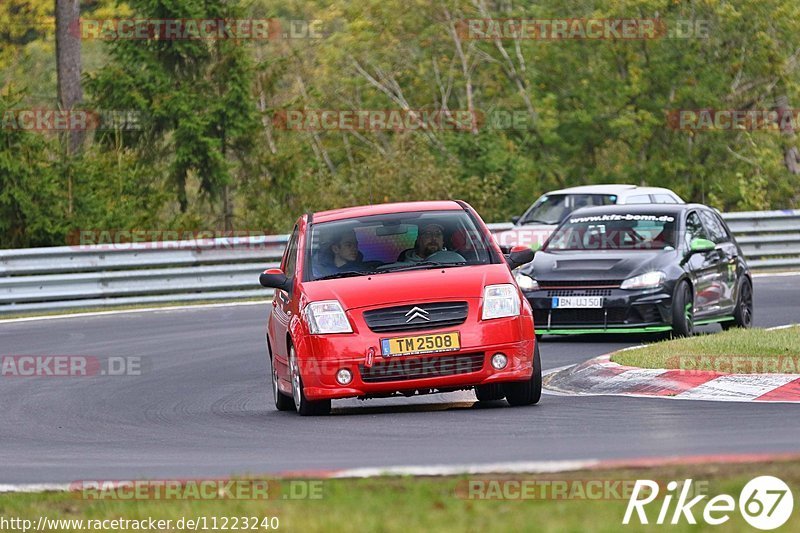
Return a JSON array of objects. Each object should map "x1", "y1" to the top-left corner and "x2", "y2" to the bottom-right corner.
[
  {"x1": 611, "y1": 326, "x2": 800, "y2": 372},
  {"x1": 2, "y1": 460, "x2": 800, "y2": 532}
]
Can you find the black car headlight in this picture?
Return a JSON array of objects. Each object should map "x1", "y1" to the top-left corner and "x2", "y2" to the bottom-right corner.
[
  {"x1": 513, "y1": 270, "x2": 539, "y2": 291},
  {"x1": 620, "y1": 271, "x2": 665, "y2": 290}
]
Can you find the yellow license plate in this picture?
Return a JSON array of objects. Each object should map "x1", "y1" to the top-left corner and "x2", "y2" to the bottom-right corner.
[{"x1": 381, "y1": 332, "x2": 460, "y2": 357}]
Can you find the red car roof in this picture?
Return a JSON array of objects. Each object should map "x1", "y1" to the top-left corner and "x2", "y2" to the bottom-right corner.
[{"x1": 311, "y1": 201, "x2": 463, "y2": 223}]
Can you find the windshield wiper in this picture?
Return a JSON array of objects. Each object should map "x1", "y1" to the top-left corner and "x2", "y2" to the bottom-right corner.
[
  {"x1": 316, "y1": 270, "x2": 372, "y2": 280},
  {"x1": 521, "y1": 218, "x2": 554, "y2": 225},
  {"x1": 381, "y1": 261, "x2": 467, "y2": 273}
]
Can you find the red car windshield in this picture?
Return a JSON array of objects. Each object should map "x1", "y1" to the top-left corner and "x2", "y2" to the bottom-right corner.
[
  {"x1": 306, "y1": 210, "x2": 500, "y2": 281},
  {"x1": 544, "y1": 213, "x2": 678, "y2": 251}
]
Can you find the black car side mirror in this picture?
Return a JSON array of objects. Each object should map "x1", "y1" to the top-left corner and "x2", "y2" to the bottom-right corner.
[
  {"x1": 259, "y1": 268, "x2": 292, "y2": 292},
  {"x1": 505, "y1": 245, "x2": 535, "y2": 268},
  {"x1": 687, "y1": 238, "x2": 715, "y2": 255}
]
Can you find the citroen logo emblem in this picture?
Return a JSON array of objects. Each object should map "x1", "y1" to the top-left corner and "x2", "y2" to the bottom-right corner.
[{"x1": 405, "y1": 306, "x2": 430, "y2": 323}]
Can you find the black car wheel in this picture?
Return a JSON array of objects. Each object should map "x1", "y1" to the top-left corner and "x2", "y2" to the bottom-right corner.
[
  {"x1": 289, "y1": 345, "x2": 331, "y2": 416},
  {"x1": 504, "y1": 343, "x2": 542, "y2": 406},
  {"x1": 671, "y1": 280, "x2": 695, "y2": 338},
  {"x1": 268, "y1": 339, "x2": 295, "y2": 411},
  {"x1": 474, "y1": 383, "x2": 505, "y2": 402},
  {"x1": 722, "y1": 277, "x2": 754, "y2": 330}
]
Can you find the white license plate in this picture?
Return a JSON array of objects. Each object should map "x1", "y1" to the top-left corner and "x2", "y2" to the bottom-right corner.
[{"x1": 552, "y1": 296, "x2": 603, "y2": 308}]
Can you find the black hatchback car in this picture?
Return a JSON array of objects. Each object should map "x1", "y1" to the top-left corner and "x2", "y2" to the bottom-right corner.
[{"x1": 514, "y1": 204, "x2": 753, "y2": 337}]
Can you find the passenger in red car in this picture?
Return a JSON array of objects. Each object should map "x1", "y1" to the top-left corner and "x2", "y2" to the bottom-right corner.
[
  {"x1": 330, "y1": 229, "x2": 360, "y2": 267},
  {"x1": 317, "y1": 229, "x2": 366, "y2": 276}
]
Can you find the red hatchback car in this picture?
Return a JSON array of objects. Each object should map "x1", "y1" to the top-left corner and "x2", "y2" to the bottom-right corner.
[{"x1": 259, "y1": 201, "x2": 540, "y2": 415}]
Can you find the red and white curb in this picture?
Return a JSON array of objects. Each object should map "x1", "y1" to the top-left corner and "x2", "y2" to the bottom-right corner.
[{"x1": 544, "y1": 328, "x2": 800, "y2": 403}]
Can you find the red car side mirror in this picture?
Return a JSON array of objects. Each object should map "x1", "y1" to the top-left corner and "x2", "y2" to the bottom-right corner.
[
  {"x1": 505, "y1": 245, "x2": 535, "y2": 268},
  {"x1": 259, "y1": 268, "x2": 291, "y2": 292}
]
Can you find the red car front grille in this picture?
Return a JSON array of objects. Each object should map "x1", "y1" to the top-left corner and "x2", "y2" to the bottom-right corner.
[{"x1": 362, "y1": 302, "x2": 469, "y2": 333}]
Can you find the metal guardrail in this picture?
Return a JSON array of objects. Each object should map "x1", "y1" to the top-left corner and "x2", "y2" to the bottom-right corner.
[
  {"x1": 0, "y1": 210, "x2": 798, "y2": 315},
  {"x1": 721, "y1": 210, "x2": 800, "y2": 270}
]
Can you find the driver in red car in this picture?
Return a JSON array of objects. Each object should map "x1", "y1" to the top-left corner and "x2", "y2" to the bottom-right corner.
[{"x1": 406, "y1": 223, "x2": 446, "y2": 262}]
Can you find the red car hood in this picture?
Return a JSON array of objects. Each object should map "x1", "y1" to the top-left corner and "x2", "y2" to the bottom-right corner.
[{"x1": 303, "y1": 264, "x2": 514, "y2": 311}]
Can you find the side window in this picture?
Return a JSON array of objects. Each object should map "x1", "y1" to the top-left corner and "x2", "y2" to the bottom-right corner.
[
  {"x1": 654, "y1": 194, "x2": 678, "y2": 204},
  {"x1": 684, "y1": 212, "x2": 708, "y2": 247},
  {"x1": 714, "y1": 212, "x2": 733, "y2": 241},
  {"x1": 625, "y1": 194, "x2": 652, "y2": 204},
  {"x1": 699, "y1": 210, "x2": 729, "y2": 243},
  {"x1": 282, "y1": 226, "x2": 300, "y2": 276}
]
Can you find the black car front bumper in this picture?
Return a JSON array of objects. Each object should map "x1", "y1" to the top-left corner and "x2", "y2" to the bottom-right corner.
[{"x1": 524, "y1": 284, "x2": 675, "y2": 335}]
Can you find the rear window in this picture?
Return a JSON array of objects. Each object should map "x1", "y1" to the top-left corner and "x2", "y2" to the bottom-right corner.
[
  {"x1": 653, "y1": 194, "x2": 679, "y2": 204},
  {"x1": 545, "y1": 213, "x2": 677, "y2": 251},
  {"x1": 519, "y1": 194, "x2": 616, "y2": 225},
  {"x1": 625, "y1": 194, "x2": 652, "y2": 204}
]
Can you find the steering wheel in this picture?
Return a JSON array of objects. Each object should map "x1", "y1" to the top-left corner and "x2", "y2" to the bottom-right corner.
[{"x1": 426, "y1": 250, "x2": 467, "y2": 263}]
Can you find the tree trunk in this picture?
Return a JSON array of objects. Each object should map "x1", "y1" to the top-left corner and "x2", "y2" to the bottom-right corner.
[
  {"x1": 775, "y1": 95, "x2": 800, "y2": 175},
  {"x1": 55, "y1": 0, "x2": 83, "y2": 155}
]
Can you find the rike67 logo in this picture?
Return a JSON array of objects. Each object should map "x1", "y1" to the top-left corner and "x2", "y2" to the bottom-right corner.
[{"x1": 623, "y1": 476, "x2": 794, "y2": 530}]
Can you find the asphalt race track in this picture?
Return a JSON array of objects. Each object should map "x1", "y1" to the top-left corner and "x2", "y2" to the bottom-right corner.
[{"x1": 1, "y1": 276, "x2": 798, "y2": 484}]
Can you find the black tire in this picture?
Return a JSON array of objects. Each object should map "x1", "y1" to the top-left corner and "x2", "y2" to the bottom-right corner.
[
  {"x1": 504, "y1": 343, "x2": 542, "y2": 406},
  {"x1": 671, "y1": 280, "x2": 695, "y2": 338},
  {"x1": 722, "y1": 277, "x2": 754, "y2": 330},
  {"x1": 289, "y1": 345, "x2": 331, "y2": 416},
  {"x1": 268, "y1": 339, "x2": 295, "y2": 411},
  {"x1": 474, "y1": 383, "x2": 505, "y2": 402}
]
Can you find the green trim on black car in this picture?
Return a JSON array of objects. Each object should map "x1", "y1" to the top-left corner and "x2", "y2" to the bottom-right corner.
[
  {"x1": 538, "y1": 326, "x2": 673, "y2": 335},
  {"x1": 694, "y1": 316, "x2": 735, "y2": 326},
  {"x1": 538, "y1": 316, "x2": 735, "y2": 335}
]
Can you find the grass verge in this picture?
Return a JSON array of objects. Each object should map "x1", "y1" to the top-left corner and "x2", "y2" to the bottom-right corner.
[
  {"x1": 1, "y1": 460, "x2": 800, "y2": 532},
  {"x1": 611, "y1": 325, "x2": 800, "y2": 373}
]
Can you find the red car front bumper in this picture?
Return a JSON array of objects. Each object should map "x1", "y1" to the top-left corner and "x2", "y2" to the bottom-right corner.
[{"x1": 293, "y1": 311, "x2": 535, "y2": 401}]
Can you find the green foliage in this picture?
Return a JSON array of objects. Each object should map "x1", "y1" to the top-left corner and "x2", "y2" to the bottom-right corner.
[
  {"x1": 2, "y1": 0, "x2": 800, "y2": 247},
  {"x1": 0, "y1": 91, "x2": 64, "y2": 247},
  {"x1": 86, "y1": 0, "x2": 260, "y2": 220}
]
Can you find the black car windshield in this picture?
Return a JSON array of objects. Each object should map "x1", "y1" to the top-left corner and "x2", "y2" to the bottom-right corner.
[
  {"x1": 544, "y1": 213, "x2": 677, "y2": 251},
  {"x1": 306, "y1": 210, "x2": 499, "y2": 281},
  {"x1": 519, "y1": 193, "x2": 616, "y2": 225}
]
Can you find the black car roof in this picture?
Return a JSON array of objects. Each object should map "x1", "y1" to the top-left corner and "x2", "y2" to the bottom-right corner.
[{"x1": 567, "y1": 203, "x2": 707, "y2": 217}]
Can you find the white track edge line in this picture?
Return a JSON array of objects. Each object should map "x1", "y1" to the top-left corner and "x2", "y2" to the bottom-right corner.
[{"x1": 0, "y1": 300, "x2": 268, "y2": 324}]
